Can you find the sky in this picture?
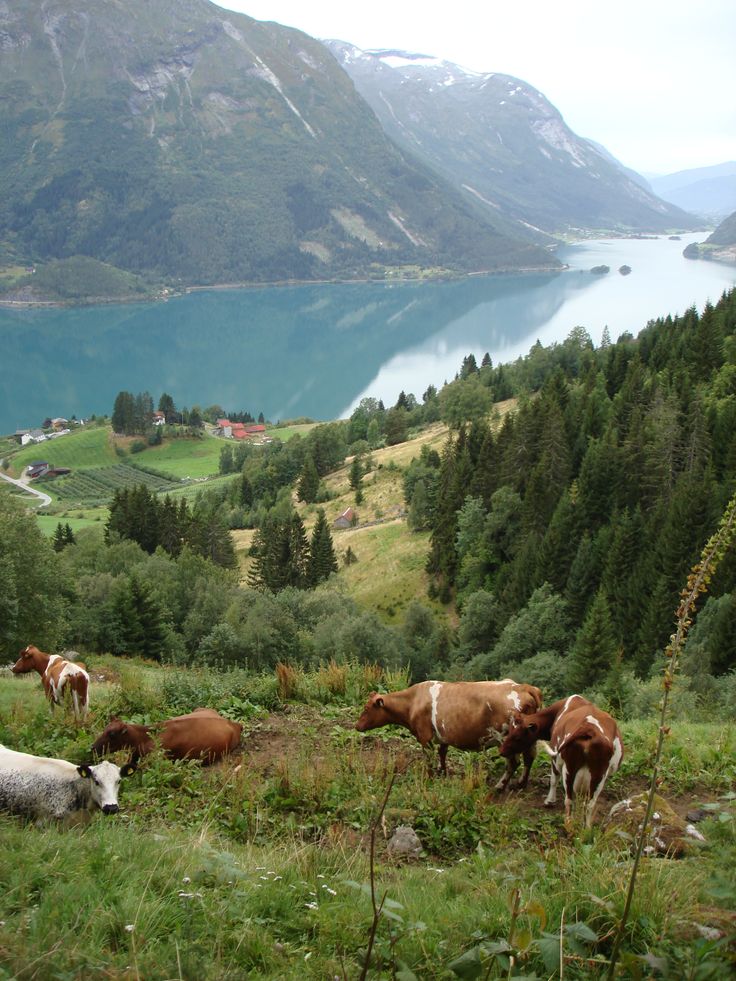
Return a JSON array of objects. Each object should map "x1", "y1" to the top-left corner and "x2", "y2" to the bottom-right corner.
[{"x1": 214, "y1": 0, "x2": 736, "y2": 176}]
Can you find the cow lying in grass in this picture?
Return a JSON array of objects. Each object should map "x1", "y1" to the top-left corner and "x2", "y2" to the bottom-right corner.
[
  {"x1": 499, "y1": 694, "x2": 623, "y2": 827},
  {"x1": 12, "y1": 645, "x2": 90, "y2": 720},
  {"x1": 355, "y1": 679, "x2": 543, "y2": 790},
  {"x1": 90, "y1": 708, "x2": 243, "y2": 765},
  {"x1": 0, "y1": 745, "x2": 136, "y2": 820}
]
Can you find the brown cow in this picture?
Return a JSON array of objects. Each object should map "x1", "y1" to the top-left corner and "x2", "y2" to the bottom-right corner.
[
  {"x1": 355, "y1": 679, "x2": 543, "y2": 790},
  {"x1": 499, "y1": 694, "x2": 624, "y2": 827},
  {"x1": 90, "y1": 708, "x2": 242, "y2": 765},
  {"x1": 12, "y1": 645, "x2": 89, "y2": 720}
]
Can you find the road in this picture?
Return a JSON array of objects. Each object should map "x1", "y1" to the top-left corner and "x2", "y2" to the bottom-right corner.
[{"x1": 0, "y1": 467, "x2": 52, "y2": 507}]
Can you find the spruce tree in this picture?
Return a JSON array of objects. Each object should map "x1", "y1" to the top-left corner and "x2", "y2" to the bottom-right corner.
[
  {"x1": 52, "y1": 522, "x2": 67, "y2": 552},
  {"x1": 308, "y1": 509, "x2": 338, "y2": 585},
  {"x1": 297, "y1": 456, "x2": 320, "y2": 503},
  {"x1": 567, "y1": 588, "x2": 618, "y2": 690}
]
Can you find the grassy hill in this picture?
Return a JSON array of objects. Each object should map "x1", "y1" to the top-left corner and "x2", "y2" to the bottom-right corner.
[{"x1": 0, "y1": 660, "x2": 733, "y2": 979}]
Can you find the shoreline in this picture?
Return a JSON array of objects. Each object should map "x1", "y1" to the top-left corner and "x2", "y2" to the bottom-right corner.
[
  {"x1": 0, "y1": 262, "x2": 562, "y2": 311},
  {"x1": 0, "y1": 230, "x2": 711, "y2": 311}
]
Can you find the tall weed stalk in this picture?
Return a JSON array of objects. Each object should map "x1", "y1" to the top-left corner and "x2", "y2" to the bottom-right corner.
[{"x1": 607, "y1": 491, "x2": 736, "y2": 979}]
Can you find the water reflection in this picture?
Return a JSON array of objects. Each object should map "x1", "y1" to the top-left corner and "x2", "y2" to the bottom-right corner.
[{"x1": 0, "y1": 233, "x2": 733, "y2": 433}]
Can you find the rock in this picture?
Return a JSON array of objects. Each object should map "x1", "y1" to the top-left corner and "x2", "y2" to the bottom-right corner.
[
  {"x1": 604, "y1": 793, "x2": 706, "y2": 857},
  {"x1": 686, "y1": 808, "x2": 711, "y2": 823},
  {"x1": 386, "y1": 825, "x2": 423, "y2": 860}
]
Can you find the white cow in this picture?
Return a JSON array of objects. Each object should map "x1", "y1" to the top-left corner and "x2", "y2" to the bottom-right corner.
[{"x1": 0, "y1": 745, "x2": 136, "y2": 819}]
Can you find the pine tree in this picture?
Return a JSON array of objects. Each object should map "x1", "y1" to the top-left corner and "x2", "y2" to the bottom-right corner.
[
  {"x1": 567, "y1": 589, "x2": 618, "y2": 690},
  {"x1": 349, "y1": 455, "x2": 364, "y2": 493},
  {"x1": 52, "y1": 522, "x2": 67, "y2": 552},
  {"x1": 308, "y1": 509, "x2": 338, "y2": 585},
  {"x1": 297, "y1": 456, "x2": 320, "y2": 503}
]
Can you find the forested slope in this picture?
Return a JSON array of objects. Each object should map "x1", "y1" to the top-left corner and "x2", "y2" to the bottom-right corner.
[{"x1": 420, "y1": 288, "x2": 736, "y2": 697}]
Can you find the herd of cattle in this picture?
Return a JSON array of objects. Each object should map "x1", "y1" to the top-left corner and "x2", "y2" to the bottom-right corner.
[{"x1": 1, "y1": 646, "x2": 623, "y2": 828}]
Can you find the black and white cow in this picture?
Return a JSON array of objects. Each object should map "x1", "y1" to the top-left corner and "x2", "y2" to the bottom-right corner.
[{"x1": 0, "y1": 745, "x2": 136, "y2": 819}]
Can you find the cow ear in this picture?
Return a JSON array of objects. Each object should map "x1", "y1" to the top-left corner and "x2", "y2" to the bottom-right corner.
[
  {"x1": 120, "y1": 761, "x2": 137, "y2": 778},
  {"x1": 374, "y1": 697, "x2": 385, "y2": 708},
  {"x1": 120, "y1": 727, "x2": 128, "y2": 736},
  {"x1": 527, "y1": 722, "x2": 538, "y2": 734},
  {"x1": 77, "y1": 764, "x2": 93, "y2": 779}
]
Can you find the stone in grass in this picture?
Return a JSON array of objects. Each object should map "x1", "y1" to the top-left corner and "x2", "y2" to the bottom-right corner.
[
  {"x1": 604, "y1": 792, "x2": 706, "y2": 858},
  {"x1": 387, "y1": 825, "x2": 424, "y2": 860}
]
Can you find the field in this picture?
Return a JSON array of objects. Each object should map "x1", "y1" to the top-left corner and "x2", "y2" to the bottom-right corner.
[{"x1": 0, "y1": 661, "x2": 734, "y2": 980}]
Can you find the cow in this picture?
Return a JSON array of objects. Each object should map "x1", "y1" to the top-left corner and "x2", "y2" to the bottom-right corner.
[
  {"x1": 12, "y1": 645, "x2": 90, "y2": 720},
  {"x1": 0, "y1": 745, "x2": 136, "y2": 820},
  {"x1": 90, "y1": 708, "x2": 243, "y2": 765},
  {"x1": 499, "y1": 694, "x2": 624, "y2": 828},
  {"x1": 355, "y1": 679, "x2": 543, "y2": 790}
]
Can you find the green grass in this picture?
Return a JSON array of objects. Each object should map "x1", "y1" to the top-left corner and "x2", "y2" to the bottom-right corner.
[
  {"x1": 269, "y1": 423, "x2": 320, "y2": 442},
  {"x1": 8, "y1": 426, "x2": 117, "y2": 476},
  {"x1": 135, "y1": 434, "x2": 224, "y2": 478},
  {"x1": 0, "y1": 661, "x2": 734, "y2": 979},
  {"x1": 36, "y1": 510, "x2": 109, "y2": 536}
]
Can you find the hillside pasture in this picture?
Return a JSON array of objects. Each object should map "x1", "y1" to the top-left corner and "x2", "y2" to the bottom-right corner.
[
  {"x1": 0, "y1": 660, "x2": 734, "y2": 979},
  {"x1": 8, "y1": 425, "x2": 117, "y2": 476},
  {"x1": 133, "y1": 432, "x2": 224, "y2": 478}
]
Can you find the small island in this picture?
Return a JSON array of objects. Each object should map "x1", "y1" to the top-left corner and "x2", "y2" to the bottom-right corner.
[
  {"x1": 618, "y1": 265, "x2": 632, "y2": 275},
  {"x1": 590, "y1": 264, "x2": 610, "y2": 275}
]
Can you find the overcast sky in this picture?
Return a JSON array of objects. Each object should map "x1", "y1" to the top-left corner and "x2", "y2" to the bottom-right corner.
[{"x1": 214, "y1": 0, "x2": 735, "y2": 176}]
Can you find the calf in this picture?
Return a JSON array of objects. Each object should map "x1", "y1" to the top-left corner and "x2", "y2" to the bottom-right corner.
[
  {"x1": 12, "y1": 645, "x2": 90, "y2": 720},
  {"x1": 90, "y1": 708, "x2": 243, "y2": 765},
  {"x1": 0, "y1": 745, "x2": 136, "y2": 820},
  {"x1": 355, "y1": 679, "x2": 543, "y2": 790},
  {"x1": 499, "y1": 694, "x2": 623, "y2": 827}
]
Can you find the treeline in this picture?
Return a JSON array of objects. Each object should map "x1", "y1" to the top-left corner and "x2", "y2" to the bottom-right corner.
[
  {"x1": 416, "y1": 289, "x2": 736, "y2": 701},
  {"x1": 105, "y1": 486, "x2": 236, "y2": 569}
]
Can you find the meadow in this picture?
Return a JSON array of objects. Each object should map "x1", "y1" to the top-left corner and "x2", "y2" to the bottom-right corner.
[{"x1": 0, "y1": 660, "x2": 734, "y2": 980}]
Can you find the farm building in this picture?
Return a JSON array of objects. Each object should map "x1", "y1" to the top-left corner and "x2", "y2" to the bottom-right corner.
[{"x1": 333, "y1": 507, "x2": 356, "y2": 529}]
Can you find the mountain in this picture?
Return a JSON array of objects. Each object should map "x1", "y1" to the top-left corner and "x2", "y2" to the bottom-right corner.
[
  {"x1": 0, "y1": 1, "x2": 557, "y2": 301},
  {"x1": 683, "y1": 210, "x2": 736, "y2": 265},
  {"x1": 324, "y1": 44, "x2": 699, "y2": 238},
  {"x1": 649, "y1": 163, "x2": 736, "y2": 220}
]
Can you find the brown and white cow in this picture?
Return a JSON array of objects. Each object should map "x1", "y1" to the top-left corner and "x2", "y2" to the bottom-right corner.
[
  {"x1": 12, "y1": 645, "x2": 90, "y2": 720},
  {"x1": 90, "y1": 708, "x2": 243, "y2": 765},
  {"x1": 355, "y1": 679, "x2": 543, "y2": 790},
  {"x1": 499, "y1": 694, "x2": 623, "y2": 827}
]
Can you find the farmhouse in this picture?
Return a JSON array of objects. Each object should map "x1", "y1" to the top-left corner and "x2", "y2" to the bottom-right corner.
[{"x1": 333, "y1": 506, "x2": 356, "y2": 529}]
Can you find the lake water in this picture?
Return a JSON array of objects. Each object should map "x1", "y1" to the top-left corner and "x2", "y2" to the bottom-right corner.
[{"x1": 1, "y1": 233, "x2": 733, "y2": 434}]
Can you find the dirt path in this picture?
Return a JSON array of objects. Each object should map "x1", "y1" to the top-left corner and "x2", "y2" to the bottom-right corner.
[{"x1": 237, "y1": 707, "x2": 716, "y2": 822}]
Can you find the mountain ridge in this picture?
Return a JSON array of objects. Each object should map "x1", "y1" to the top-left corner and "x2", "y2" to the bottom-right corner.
[
  {"x1": 324, "y1": 42, "x2": 700, "y2": 239},
  {"x1": 0, "y1": 0, "x2": 557, "y2": 301}
]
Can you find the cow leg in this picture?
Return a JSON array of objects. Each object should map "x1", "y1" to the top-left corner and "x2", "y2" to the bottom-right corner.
[
  {"x1": 437, "y1": 743, "x2": 449, "y2": 776},
  {"x1": 585, "y1": 770, "x2": 607, "y2": 828},
  {"x1": 514, "y1": 743, "x2": 537, "y2": 789},
  {"x1": 495, "y1": 753, "x2": 518, "y2": 791},
  {"x1": 544, "y1": 757, "x2": 560, "y2": 807},
  {"x1": 563, "y1": 764, "x2": 576, "y2": 827}
]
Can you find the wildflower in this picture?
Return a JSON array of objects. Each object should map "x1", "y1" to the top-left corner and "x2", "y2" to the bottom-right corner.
[
  {"x1": 182, "y1": 876, "x2": 191, "y2": 884},
  {"x1": 124, "y1": 925, "x2": 135, "y2": 933},
  {"x1": 321, "y1": 885, "x2": 337, "y2": 895},
  {"x1": 305, "y1": 902, "x2": 319, "y2": 910}
]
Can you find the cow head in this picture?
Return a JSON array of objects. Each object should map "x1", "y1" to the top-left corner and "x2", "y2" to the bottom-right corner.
[
  {"x1": 355, "y1": 692, "x2": 391, "y2": 731},
  {"x1": 90, "y1": 718, "x2": 132, "y2": 758},
  {"x1": 11, "y1": 646, "x2": 38, "y2": 675},
  {"x1": 498, "y1": 713, "x2": 539, "y2": 758},
  {"x1": 76, "y1": 759, "x2": 137, "y2": 814}
]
